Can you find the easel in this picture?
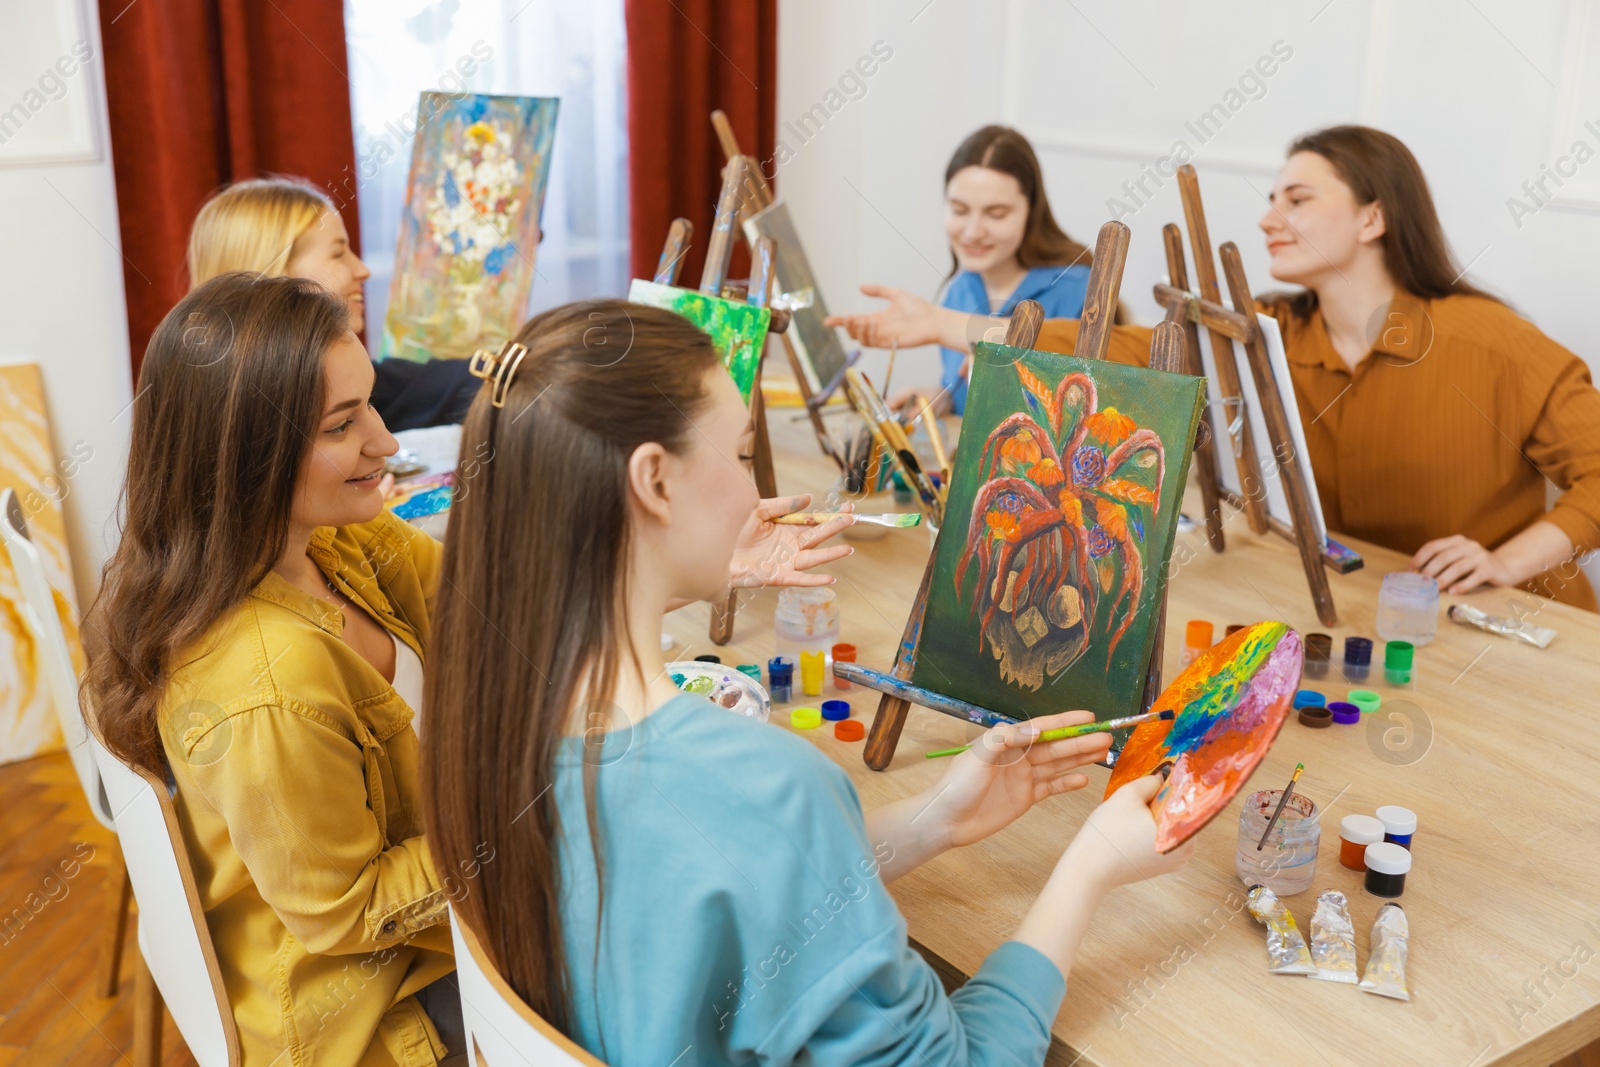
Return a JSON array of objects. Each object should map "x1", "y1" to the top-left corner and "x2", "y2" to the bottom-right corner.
[
  {"x1": 711, "y1": 110, "x2": 846, "y2": 469},
  {"x1": 859, "y1": 221, "x2": 1196, "y2": 770},
  {"x1": 1150, "y1": 164, "x2": 1341, "y2": 626},
  {"x1": 646, "y1": 155, "x2": 787, "y2": 644}
]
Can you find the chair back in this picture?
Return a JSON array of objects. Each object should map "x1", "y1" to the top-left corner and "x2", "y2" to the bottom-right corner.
[
  {"x1": 91, "y1": 734, "x2": 241, "y2": 1065},
  {"x1": 0, "y1": 488, "x2": 114, "y2": 828},
  {"x1": 448, "y1": 904, "x2": 607, "y2": 1066}
]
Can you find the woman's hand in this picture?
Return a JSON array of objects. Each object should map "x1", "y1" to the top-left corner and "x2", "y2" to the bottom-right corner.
[
  {"x1": 727, "y1": 494, "x2": 854, "y2": 590},
  {"x1": 921, "y1": 711, "x2": 1113, "y2": 851},
  {"x1": 1064, "y1": 773, "x2": 1196, "y2": 892},
  {"x1": 827, "y1": 284, "x2": 952, "y2": 349},
  {"x1": 1412, "y1": 535, "x2": 1514, "y2": 594}
]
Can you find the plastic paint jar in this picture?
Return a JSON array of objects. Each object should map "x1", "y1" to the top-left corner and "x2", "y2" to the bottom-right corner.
[
  {"x1": 767, "y1": 656, "x2": 793, "y2": 703},
  {"x1": 1328, "y1": 702, "x2": 1361, "y2": 725},
  {"x1": 1375, "y1": 805, "x2": 1417, "y2": 849},
  {"x1": 1181, "y1": 620, "x2": 1214, "y2": 667},
  {"x1": 1293, "y1": 689, "x2": 1326, "y2": 709},
  {"x1": 1363, "y1": 842, "x2": 1411, "y2": 897},
  {"x1": 1235, "y1": 789, "x2": 1320, "y2": 896},
  {"x1": 799, "y1": 649, "x2": 825, "y2": 697},
  {"x1": 831, "y1": 643, "x2": 857, "y2": 689},
  {"x1": 1376, "y1": 571, "x2": 1439, "y2": 646},
  {"x1": 1303, "y1": 633, "x2": 1333, "y2": 680},
  {"x1": 1384, "y1": 641, "x2": 1414, "y2": 685},
  {"x1": 774, "y1": 587, "x2": 840, "y2": 664},
  {"x1": 1338, "y1": 814, "x2": 1386, "y2": 871},
  {"x1": 1343, "y1": 636, "x2": 1373, "y2": 682}
]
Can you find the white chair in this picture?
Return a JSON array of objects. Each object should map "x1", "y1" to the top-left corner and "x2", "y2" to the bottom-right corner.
[
  {"x1": 448, "y1": 904, "x2": 607, "y2": 1066},
  {"x1": 91, "y1": 733, "x2": 241, "y2": 1066},
  {"x1": 0, "y1": 487, "x2": 132, "y2": 996}
]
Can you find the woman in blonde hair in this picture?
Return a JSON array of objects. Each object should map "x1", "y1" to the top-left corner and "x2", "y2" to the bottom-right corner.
[{"x1": 188, "y1": 176, "x2": 479, "y2": 430}]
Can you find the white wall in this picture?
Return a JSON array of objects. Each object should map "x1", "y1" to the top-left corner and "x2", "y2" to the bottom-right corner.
[
  {"x1": 779, "y1": 0, "x2": 1600, "y2": 381},
  {"x1": 0, "y1": 0, "x2": 134, "y2": 599}
]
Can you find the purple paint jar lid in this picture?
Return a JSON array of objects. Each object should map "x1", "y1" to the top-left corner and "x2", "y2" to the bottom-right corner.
[
  {"x1": 1344, "y1": 636, "x2": 1373, "y2": 665},
  {"x1": 821, "y1": 700, "x2": 851, "y2": 721},
  {"x1": 1328, "y1": 701, "x2": 1362, "y2": 724}
]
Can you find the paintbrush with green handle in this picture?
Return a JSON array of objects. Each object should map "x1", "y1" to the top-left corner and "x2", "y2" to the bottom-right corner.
[
  {"x1": 924, "y1": 708, "x2": 1176, "y2": 758},
  {"x1": 773, "y1": 512, "x2": 921, "y2": 528}
]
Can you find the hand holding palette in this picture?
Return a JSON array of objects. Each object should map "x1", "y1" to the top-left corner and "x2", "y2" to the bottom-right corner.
[{"x1": 1105, "y1": 621, "x2": 1303, "y2": 853}]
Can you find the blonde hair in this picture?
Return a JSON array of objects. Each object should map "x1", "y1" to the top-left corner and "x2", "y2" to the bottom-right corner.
[{"x1": 186, "y1": 177, "x2": 335, "y2": 289}]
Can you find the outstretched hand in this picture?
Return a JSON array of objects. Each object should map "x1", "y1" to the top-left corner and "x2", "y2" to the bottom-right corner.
[
  {"x1": 728, "y1": 495, "x2": 854, "y2": 590},
  {"x1": 826, "y1": 284, "x2": 945, "y2": 349}
]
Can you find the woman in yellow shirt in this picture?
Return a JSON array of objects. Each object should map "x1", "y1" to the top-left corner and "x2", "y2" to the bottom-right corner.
[
  {"x1": 83, "y1": 273, "x2": 851, "y2": 1064},
  {"x1": 831, "y1": 126, "x2": 1600, "y2": 610}
]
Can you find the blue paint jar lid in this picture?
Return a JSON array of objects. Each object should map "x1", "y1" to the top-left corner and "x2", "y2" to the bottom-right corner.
[
  {"x1": 1292, "y1": 689, "x2": 1326, "y2": 708},
  {"x1": 1375, "y1": 805, "x2": 1417, "y2": 836},
  {"x1": 821, "y1": 700, "x2": 851, "y2": 721}
]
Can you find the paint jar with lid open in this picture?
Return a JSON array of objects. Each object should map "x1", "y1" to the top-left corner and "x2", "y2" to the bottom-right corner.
[{"x1": 1236, "y1": 789, "x2": 1320, "y2": 896}]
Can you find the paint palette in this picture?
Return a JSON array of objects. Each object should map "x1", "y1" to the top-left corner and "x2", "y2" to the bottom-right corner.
[
  {"x1": 1105, "y1": 621, "x2": 1302, "y2": 853},
  {"x1": 665, "y1": 661, "x2": 771, "y2": 722}
]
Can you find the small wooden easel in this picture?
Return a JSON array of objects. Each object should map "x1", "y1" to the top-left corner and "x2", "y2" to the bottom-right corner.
[
  {"x1": 1150, "y1": 164, "x2": 1342, "y2": 627},
  {"x1": 860, "y1": 220, "x2": 1195, "y2": 770},
  {"x1": 647, "y1": 155, "x2": 787, "y2": 645}
]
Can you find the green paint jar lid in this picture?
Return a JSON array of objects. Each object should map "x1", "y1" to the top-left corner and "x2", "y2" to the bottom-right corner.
[
  {"x1": 736, "y1": 664, "x2": 762, "y2": 681},
  {"x1": 1348, "y1": 689, "x2": 1382, "y2": 714},
  {"x1": 790, "y1": 707, "x2": 822, "y2": 730},
  {"x1": 1384, "y1": 641, "x2": 1414, "y2": 669}
]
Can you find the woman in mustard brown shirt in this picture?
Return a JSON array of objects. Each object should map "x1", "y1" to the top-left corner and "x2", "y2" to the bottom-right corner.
[
  {"x1": 82, "y1": 274, "x2": 852, "y2": 1064},
  {"x1": 832, "y1": 126, "x2": 1600, "y2": 610}
]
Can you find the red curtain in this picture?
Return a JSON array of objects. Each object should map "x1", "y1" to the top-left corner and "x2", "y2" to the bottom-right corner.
[
  {"x1": 98, "y1": 0, "x2": 361, "y2": 378},
  {"x1": 624, "y1": 0, "x2": 777, "y2": 285}
]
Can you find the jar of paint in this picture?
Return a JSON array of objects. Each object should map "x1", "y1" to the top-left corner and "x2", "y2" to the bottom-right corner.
[
  {"x1": 799, "y1": 649, "x2": 825, "y2": 697},
  {"x1": 1181, "y1": 620, "x2": 1214, "y2": 668},
  {"x1": 766, "y1": 656, "x2": 793, "y2": 703},
  {"x1": 1384, "y1": 641, "x2": 1414, "y2": 686},
  {"x1": 831, "y1": 642, "x2": 857, "y2": 689},
  {"x1": 1303, "y1": 633, "x2": 1333, "y2": 680},
  {"x1": 1376, "y1": 571, "x2": 1439, "y2": 646},
  {"x1": 774, "y1": 587, "x2": 840, "y2": 664},
  {"x1": 1343, "y1": 636, "x2": 1373, "y2": 682},
  {"x1": 1375, "y1": 805, "x2": 1417, "y2": 849},
  {"x1": 1363, "y1": 842, "x2": 1411, "y2": 897},
  {"x1": 1235, "y1": 789, "x2": 1320, "y2": 896},
  {"x1": 1338, "y1": 814, "x2": 1386, "y2": 870}
]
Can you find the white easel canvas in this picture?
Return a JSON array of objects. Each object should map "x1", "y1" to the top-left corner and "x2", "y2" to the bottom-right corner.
[{"x1": 1194, "y1": 305, "x2": 1328, "y2": 549}]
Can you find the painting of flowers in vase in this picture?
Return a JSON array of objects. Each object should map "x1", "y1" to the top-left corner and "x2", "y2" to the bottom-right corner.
[
  {"x1": 382, "y1": 93, "x2": 558, "y2": 362},
  {"x1": 911, "y1": 343, "x2": 1204, "y2": 727}
]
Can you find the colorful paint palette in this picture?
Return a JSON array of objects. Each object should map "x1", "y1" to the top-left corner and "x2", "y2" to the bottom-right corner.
[{"x1": 1105, "y1": 621, "x2": 1302, "y2": 853}]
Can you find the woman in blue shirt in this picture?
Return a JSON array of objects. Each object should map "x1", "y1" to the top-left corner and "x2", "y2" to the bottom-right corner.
[
  {"x1": 837, "y1": 126, "x2": 1106, "y2": 414},
  {"x1": 422, "y1": 300, "x2": 1191, "y2": 1065}
]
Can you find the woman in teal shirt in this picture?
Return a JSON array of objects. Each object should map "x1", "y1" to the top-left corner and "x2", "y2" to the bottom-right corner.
[
  {"x1": 839, "y1": 126, "x2": 1102, "y2": 414},
  {"x1": 422, "y1": 300, "x2": 1190, "y2": 1064}
]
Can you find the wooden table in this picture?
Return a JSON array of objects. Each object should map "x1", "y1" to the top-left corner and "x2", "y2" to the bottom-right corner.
[{"x1": 663, "y1": 410, "x2": 1600, "y2": 1067}]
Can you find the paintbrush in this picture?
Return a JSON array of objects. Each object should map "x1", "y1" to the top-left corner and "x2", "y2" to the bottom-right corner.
[
  {"x1": 923, "y1": 709, "x2": 1176, "y2": 758},
  {"x1": 847, "y1": 369, "x2": 943, "y2": 522},
  {"x1": 883, "y1": 341, "x2": 898, "y2": 398},
  {"x1": 775, "y1": 512, "x2": 921, "y2": 528},
  {"x1": 1256, "y1": 762, "x2": 1305, "y2": 850}
]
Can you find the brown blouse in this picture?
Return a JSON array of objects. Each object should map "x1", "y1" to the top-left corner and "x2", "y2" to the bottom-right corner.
[{"x1": 1035, "y1": 294, "x2": 1600, "y2": 610}]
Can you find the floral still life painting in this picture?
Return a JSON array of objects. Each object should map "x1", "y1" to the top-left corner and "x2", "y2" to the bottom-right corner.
[
  {"x1": 910, "y1": 344, "x2": 1204, "y2": 730},
  {"x1": 626, "y1": 280, "x2": 771, "y2": 404},
  {"x1": 382, "y1": 93, "x2": 558, "y2": 363}
]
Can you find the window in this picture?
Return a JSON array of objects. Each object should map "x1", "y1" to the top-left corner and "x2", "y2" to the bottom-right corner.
[{"x1": 344, "y1": 0, "x2": 629, "y2": 343}]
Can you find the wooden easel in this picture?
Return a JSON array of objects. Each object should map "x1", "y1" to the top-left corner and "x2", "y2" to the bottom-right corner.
[
  {"x1": 711, "y1": 110, "x2": 846, "y2": 469},
  {"x1": 860, "y1": 221, "x2": 1195, "y2": 770},
  {"x1": 1150, "y1": 164, "x2": 1341, "y2": 627},
  {"x1": 646, "y1": 155, "x2": 786, "y2": 644}
]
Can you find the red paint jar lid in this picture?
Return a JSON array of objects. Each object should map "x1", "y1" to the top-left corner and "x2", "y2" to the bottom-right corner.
[{"x1": 834, "y1": 720, "x2": 865, "y2": 742}]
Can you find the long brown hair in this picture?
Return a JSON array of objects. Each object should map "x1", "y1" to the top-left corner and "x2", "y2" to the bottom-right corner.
[
  {"x1": 84, "y1": 273, "x2": 348, "y2": 774},
  {"x1": 1275, "y1": 125, "x2": 1500, "y2": 319},
  {"x1": 421, "y1": 300, "x2": 720, "y2": 1034}
]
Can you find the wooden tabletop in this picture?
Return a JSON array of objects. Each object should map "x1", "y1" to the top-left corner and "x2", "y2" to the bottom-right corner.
[{"x1": 663, "y1": 408, "x2": 1600, "y2": 1067}]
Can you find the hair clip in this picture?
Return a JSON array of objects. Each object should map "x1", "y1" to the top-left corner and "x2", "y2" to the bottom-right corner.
[{"x1": 468, "y1": 340, "x2": 529, "y2": 408}]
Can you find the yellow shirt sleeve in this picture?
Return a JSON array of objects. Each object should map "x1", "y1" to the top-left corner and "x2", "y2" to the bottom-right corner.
[{"x1": 1522, "y1": 342, "x2": 1600, "y2": 556}]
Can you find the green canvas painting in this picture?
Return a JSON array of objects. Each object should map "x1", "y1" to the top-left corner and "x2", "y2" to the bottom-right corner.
[
  {"x1": 627, "y1": 280, "x2": 770, "y2": 404},
  {"x1": 910, "y1": 342, "x2": 1205, "y2": 728}
]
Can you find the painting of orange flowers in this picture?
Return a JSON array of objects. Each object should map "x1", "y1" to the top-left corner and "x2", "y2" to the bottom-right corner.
[{"x1": 911, "y1": 343, "x2": 1205, "y2": 736}]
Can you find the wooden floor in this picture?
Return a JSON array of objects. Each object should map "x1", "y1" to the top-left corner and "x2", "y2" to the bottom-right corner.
[{"x1": 0, "y1": 751, "x2": 194, "y2": 1067}]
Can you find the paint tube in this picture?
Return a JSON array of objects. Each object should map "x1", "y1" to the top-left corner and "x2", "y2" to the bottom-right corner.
[
  {"x1": 1446, "y1": 604, "x2": 1556, "y2": 649},
  {"x1": 1245, "y1": 884, "x2": 1315, "y2": 975},
  {"x1": 1307, "y1": 890, "x2": 1358, "y2": 984},
  {"x1": 1359, "y1": 903, "x2": 1411, "y2": 1001}
]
